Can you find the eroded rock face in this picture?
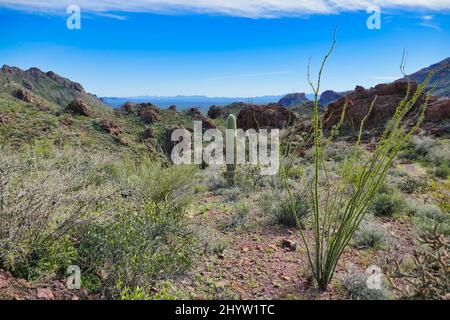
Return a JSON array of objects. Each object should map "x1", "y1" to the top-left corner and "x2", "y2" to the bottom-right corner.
[
  {"x1": 207, "y1": 105, "x2": 222, "y2": 119},
  {"x1": 99, "y1": 119, "x2": 123, "y2": 136},
  {"x1": 323, "y1": 81, "x2": 427, "y2": 132},
  {"x1": 14, "y1": 88, "x2": 34, "y2": 103},
  {"x1": 236, "y1": 104, "x2": 297, "y2": 130},
  {"x1": 426, "y1": 99, "x2": 450, "y2": 121},
  {"x1": 66, "y1": 99, "x2": 92, "y2": 116}
]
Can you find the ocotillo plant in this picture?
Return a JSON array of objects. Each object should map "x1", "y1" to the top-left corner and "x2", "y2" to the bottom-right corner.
[
  {"x1": 226, "y1": 114, "x2": 237, "y2": 185},
  {"x1": 285, "y1": 35, "x2": 431, "y2": 291}
]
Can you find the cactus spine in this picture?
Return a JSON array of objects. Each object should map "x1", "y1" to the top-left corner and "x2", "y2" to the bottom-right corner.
[{"x1": 226, "y1": 114, "x2": 237, "y2": 185}]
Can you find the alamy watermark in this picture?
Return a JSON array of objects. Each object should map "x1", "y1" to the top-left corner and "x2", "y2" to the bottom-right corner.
[
  {"x1": 171, "y1": 121, "x2": 280, "y2": 176},
  {"x1": 66, "y1": 5, "x2": 81, "y2": 30},
  {"x1": 367, "y1": 5, "x2": 381, "y2": 30}
]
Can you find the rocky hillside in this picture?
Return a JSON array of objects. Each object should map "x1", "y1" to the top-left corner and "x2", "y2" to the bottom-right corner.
[
  {"x1": 0, "y1": 66, "x2": 228, "y2": 157},
  {"x1": 0, "y1": 65, "x2": 108, "y2": 112},
  {"x1": 409, "y1": 57, "x2": 450, "y2": 97}
]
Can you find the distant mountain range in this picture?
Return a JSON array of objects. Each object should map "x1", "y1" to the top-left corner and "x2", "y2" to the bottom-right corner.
[{"x1": 101, "y1": 95, "x2": 286, "y2": 112}]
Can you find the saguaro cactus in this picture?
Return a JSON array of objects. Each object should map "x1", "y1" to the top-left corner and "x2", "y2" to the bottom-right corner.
[{"x1": 226, "y1": 114, "x2": 237, "y2": 185}]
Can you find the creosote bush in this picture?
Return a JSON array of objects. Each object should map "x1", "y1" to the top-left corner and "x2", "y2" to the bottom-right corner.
[
  {"x1": 0, "y1": 148, "x2": 200, "y2": 298},
  {"x1": 372, "y1": 192, "x2": 404, "y2": 217}
]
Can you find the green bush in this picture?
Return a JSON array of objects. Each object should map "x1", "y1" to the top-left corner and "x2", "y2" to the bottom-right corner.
[
  {"x1": 372, "y1": 193, "x2": 403, "y2": 217},
  {"x1": 353, "y1": 221, "x2": 388, "y2": 249},
  {"x1": 220, "y1": 186, "x2": 242, "y2": 202},
  {"x1": 409, "y1": 204, "x2": 450, "y2": 236},
  {"x1": 77, "y1": 199, "x2": 198, "y2": 298},
  {"x1": 0, "y1": 150, "x2": 112, "y2": 278},
  {"x1": 433, "y1": 163, "x2": 450, "y2": 179},
  {"x1": 342, "y1": 273, "x2": 391, "y2": 300},
  {"x1": 260, "y1": 189, "x2": 309, "y2": 228},
  {"x1": 397, "y1": 176, "x2": 430, "y2": 194},
  {"x1": 220, "y1": 201, "x2": 251, "y2": 231}
]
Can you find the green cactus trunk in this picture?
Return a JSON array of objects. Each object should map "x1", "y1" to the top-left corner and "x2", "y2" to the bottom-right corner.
[{"x1": 226, "y1": 114, "x2": 237, "y2": 185}]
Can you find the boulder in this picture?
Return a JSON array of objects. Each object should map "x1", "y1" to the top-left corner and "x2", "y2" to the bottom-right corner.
[
  {"x1": 139, "y1": 108, "x2": 159, "y2": 124},
  {"x1": 236, "y1": 104, "x2": 296, "y2": 130},
  {"x1": 99, "y1": 119, "x2": 123, "y2": 136},
  {"x1": 66, "y1": 99, "x2": 92, "y2": 116}
]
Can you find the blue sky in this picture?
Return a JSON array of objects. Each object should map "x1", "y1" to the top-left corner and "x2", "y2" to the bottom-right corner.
[{"x1": 0, "y1": 1, "x2": 449, "y2": 97}]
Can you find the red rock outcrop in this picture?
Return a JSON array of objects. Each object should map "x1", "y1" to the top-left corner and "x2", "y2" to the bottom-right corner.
[
  {"x1": 187, "y1": 108, "x2": 216, "y2": 131},
  {"x1": 99, "y1": 119, "x2": 123, "y2": 136},
  {"x1": 426, "y1": 99, "x2": 450, "y2": 121},
  {"x1": 14, "y1": 89, "x2": 34, "y2": 103},
  {"x1": 323, "y1": 81, "x2": 429, "y2": 132},
  {"x1": 236, "y1": 104, "x2": 296, "y2": 130},
  {"x1": 66, "y1": 99, "x2": 92, "y2": 117}
]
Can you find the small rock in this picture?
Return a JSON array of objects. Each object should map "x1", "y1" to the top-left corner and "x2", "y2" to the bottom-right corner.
[
  {"x1": 37, "y1": 288, "x2": 55, "y2": 300},
  {"x1": 281, "y1": 239, "x2": 297, "y2": 251}
]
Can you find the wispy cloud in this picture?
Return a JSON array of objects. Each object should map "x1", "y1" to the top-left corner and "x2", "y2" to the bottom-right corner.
[
  {"x1": 418, "y1": 15, "x2": 441, "y2": 31},
  {"x1": 1, "y1": 1, "x2": 450, "y2": 18},
  {"x1": 209, "y1": 71, "x2": 292, "y2": 81}
]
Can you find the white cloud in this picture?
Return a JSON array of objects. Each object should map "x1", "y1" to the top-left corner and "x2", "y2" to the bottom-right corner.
[
  {"x1": 418, "y1": 14, "x2": 441, "y2": 31},
  {"x1": 1, "y1": 0, "x2": 450, "y2": 18}
]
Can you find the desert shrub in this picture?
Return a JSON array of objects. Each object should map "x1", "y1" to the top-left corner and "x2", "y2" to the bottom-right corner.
[
  {"x1": 389, "y1": 228, "x2": 449, "y2": 299},
  {"x1": 220, "y1": 201, "x2": 251, "y2": 231},
  {"x1": 324, "y1": 140, "x2": 355, "y2": 162},
  {"x1": 397, "y1": 176, "x2": 430, "y2": 194},
  {"x1": 0, "y1": 150, "x2": 113, "y2": 278},
  {"x1": 425, "y1": 143, "x2": 450, "y2": 165},
  {"x1": 433, "y1": 163, "x2": 450, "y2": 179},
  {"x1": 260, "y1": 189, "x2": 309, "y2": 228},
  {"x1": 372, "y1": 192, "x2": 403, "y2": 217},
  {"x1": 342, "y1": 273, "x2": 391, "y2": 300},
  {"x1": 353, "y1": 221, "x2": 388, "y2": 249},
  {"x1": 220, "y1": 186, "x2": 242, "y2": 202},
  {"x1": 409, "y1": 204, "x2": 450, "y2": 236},
  {"x1": 196, "y1": 225, "x2": 229, "y2": 255},
  {"x1": 204, "y1": 168, "x2": 227, "y2": 191},
  {"x1": 77, "y1": 199, "x2": 198, "y2": 298}
]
